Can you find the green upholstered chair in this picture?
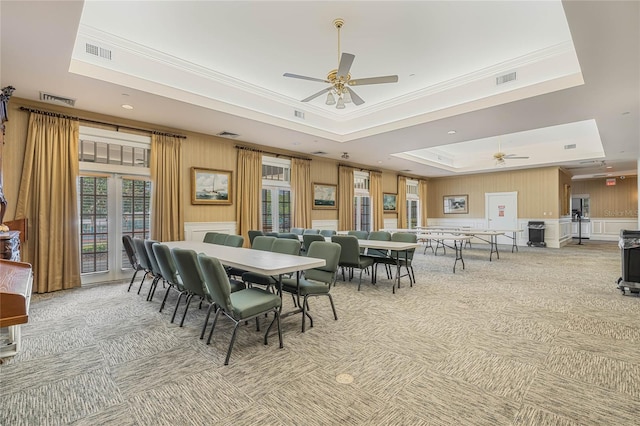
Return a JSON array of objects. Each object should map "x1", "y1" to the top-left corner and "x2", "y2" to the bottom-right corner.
[
  {"x1": 203, "y1": 232, "x2": 218, "y2": 243},
  {"x1": 320, "y1": 229, "x2": 337, "y2": 237},
  {"x1": 290, "y1": 227, "x2": 304, "y2": 235},
  {"x1": 366, "y1": 231, "x2": 393, "y2": 280},
  {"x1": 302, "y1": 233, "x2": 325, "y2": 255},
  {"x1": 347, "y1": 230, "x2": 369, "y2": 240},
  {"x1": 123, "y1": 235, "x2": 145, "y2": 292},
  {"x1": 248, "y1": 230, "x2": 265, "y2": 245},
  {"x1": 331, "y1": 235, "x2": 374, "y2": 290},
  {"x1": 277, "y1": 232, "x2": 299, "y2": 240},
  {"x1": 198, "y1": 254, "x2": 283, "y2": 365},
  {"x1": 265, "y1": 232, "x2": 279, "y2": 237},
  {"x1": 303, "y1": 228, "x2": 320, "y2": 235},
  {"x1": 373, "y1": 232, "x2": 417, "y2": 287},
  {"x1": 171, "y1": 248, "x2": 245, "y2": 335},
  {"x1": 224, "y1": 234, "x2": 244, "y2": 248},
  {"x1": 152, "y1": 243, "x2": 187, "y2": 318},
  {"x1": 132, "y1": 237, "x2": 154, "y2": 296},
  {"x1": 280, "y1": 241, "x2": 341, "y2": 332},
  {"x1": 143, "y1": 239, "x2": 164, "y2": 302},
  {"x1": 242, "y1": 238, "x2": 301, "y2": 292},
  {"x1": 252, "y1": 235, "x2": 277, "y2": 251},
  {"x1": 212, "y1": 233, "x2": 229, "y2": 245}
]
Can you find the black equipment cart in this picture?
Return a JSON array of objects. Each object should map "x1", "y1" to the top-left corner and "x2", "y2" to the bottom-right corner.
[
  {"x1": 527, "y1": 221, "x2": 546, "y2": 247},
  {"x1": 617, "y1": 229, "x2": 640, "y2": 295}
]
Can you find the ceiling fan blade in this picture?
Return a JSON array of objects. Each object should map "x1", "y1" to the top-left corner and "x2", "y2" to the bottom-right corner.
[
  {"x1": 283, "y1": 73, "x2": 329, "y2": 84},
  {"x1": 348, "y1": 75, "x2": 398, "y2": 86},
  {"x1": 337, "y1": 53, "x2": 355, "y2": 79},
  {"x1": 301, "y1": 87, "x2": 332, "y2": 103},
  {"x1": 346, "y1": 87, "x2": 364, "y2": 105}
]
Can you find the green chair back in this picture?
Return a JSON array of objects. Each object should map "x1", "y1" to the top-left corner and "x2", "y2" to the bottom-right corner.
[
  {"x1": 277, "y1": 233, "x2": 299, "y2": 240},
  {"x1": 248, "y1": 230, "x2": 264, "y2": 245},
  {"x1": 367, "y1": 231, "x2": 392, "y2": 257},
  {"x1": 197, "y1": 254, "x2": 233, "y2": 313},
  {"x1": 272, "y1": 238, "x2": 301, "y2": 256},
  {"x1": 203, "y1": 232, "x2": 218, "y2": 243},
  {"x1": 171, "y1": 248, "x2": 207, "y2": 298},
  {"x1": 331, "y1": 235, "x2": 361, "y2": 267},
  {"x1": 303, "y1": 229, "x2": 320, "y2": 235},
  {"x1": 304, "y1": 241, "x2": 341, "y2": 284},
  {"x1": 252, "y1": 235, "x2": 277, "y2": 251},
  {"x1": 224, "y1": 234, "x2": 244, "y2": 248},
  {"x1": 348, "y1": 230, "x2": 369, "y2": 240},
  {"x1": 213, "y1": 233, "x2": 229, "y2": 245},
  {"x1": 391, "y1": 232, "x2": 417, "y2": 262},
  {"x1": 143, "y1": 239, "x2": 161, "y2": 276},
  {"x1": 320, "y1": 229, "x2": 337, "y2": 237},
  {"x1": 133, "y1": 237, "x2": 152, "y2": 271},
  {"x1": 290, "y1": 227, "x2": 304, "y2": 235},
  {"x1": 152, "y1": 243, "x2": 182, "y2": 289}
]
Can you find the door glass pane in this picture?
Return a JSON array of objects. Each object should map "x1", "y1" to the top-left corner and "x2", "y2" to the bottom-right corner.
[
  {"x1": 262, "y1": 188, "x2": 273, "y2": 233},
  {"x1": 279, "y1": 189, "x2": 291, "y2": 232},
  {"x1": 79, "y1": 176, "x2": 109, "y2": 273},
  {"x1": 121, "y1": 178, "x2": 151, "y2": 267}
]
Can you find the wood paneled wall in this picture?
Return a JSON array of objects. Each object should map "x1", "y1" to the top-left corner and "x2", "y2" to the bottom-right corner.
[
  {"x1": 427, "y1": 167, "x2": 560, "y2": 219},
  {"x1": 571, "y1": 176, "x2": 638, "y2": 218}
]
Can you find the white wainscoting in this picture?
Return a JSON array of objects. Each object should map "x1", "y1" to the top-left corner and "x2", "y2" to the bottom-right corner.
[
  {"x1": 183, "y1": 222, "x2": 237, "y2": 242},
  {"x1": 383, "y1": 218, "x2": 399, "y2": 230},
  {"x1": 311, "y1": 220, "x2": 338, "y2": 232},
  {"x1": 589, "y1": 218, "x2": 638, "y2": 241},
  {"x1": 559, "y1": 217, "x2": 573, "y2": 247}
]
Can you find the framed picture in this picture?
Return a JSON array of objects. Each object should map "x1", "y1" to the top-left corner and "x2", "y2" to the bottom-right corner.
[
  {"x1": 313, "y1": 183, "x2": 337, "y2": 209},
  {"x1": 443, "y1": 194, "x2": 468, "y2": 214},
  {"x1": 191, "y1": 167, "x2": 232, "y2": 205},
  {"x1": 383, "y1": 193, "x2": 397, "y2": 212}
]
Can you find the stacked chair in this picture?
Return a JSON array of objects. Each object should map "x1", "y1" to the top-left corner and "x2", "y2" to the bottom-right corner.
[{"x1": 122, "y1": 235, "x2": 145, "y2": 292}]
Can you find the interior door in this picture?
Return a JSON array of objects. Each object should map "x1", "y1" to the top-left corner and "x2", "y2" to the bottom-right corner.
[{"x1": 485, "y1": 192, "x2": 518, "y2": 245}]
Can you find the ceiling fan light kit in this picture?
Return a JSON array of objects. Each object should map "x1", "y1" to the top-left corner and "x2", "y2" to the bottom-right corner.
[{"x1": 284, "y1": 18, "x2": 398, "y2": 109}]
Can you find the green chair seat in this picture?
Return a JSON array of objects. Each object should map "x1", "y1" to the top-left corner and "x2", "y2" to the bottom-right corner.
[
  {"x1": 230, "y1": 288, "x2": 281, "y2": 318},
  {"x1": 281, "y1": 278, "x2": 331, "y2": 296}
]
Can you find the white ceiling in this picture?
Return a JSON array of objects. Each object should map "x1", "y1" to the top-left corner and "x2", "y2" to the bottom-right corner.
[{"x1": 1, "y1": 1, "x2": 638, "y2": 179}]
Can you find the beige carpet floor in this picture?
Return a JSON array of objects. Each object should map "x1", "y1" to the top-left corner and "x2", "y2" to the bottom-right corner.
[{"x1": 1, "y1": 239, "x2": 639, "y2": 425}]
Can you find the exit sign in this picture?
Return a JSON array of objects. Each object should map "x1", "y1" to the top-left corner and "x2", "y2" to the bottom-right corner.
[{"x1": 606, "y1": 178, "x2": 616, "y2": 186}]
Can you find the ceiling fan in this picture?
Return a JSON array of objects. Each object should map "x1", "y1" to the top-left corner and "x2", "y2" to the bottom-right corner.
[
  {"x1": 493, "y1": 141, "x2": 529, "y2": 166},
  {"x1": 283, "y1": 18, "x2": 398, "y2": 109}
]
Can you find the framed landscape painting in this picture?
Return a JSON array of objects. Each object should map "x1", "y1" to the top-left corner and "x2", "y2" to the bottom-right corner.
[
  {"x1": 313, "y1": 183, "x2": 337, "y2": 209},
  {"x1": 443, "y1": 194, "x2": 468, "y2": 214},
  {"x1": 191, "y1": 167, "x2": 232, "y2": 205},
  {"x1": 383, "y1": 193, "x2": 397, "y2": 212}
]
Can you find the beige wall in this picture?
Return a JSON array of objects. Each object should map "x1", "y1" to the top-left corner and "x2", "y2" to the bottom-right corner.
[
  {"x1": 571, "y1": 176, "x2": 638, "y2": 218},
  {"x1": 427, "y1": 167, "x2": 560, "y2": 219}
]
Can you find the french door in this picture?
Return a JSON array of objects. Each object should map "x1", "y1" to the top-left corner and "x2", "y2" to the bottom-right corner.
[{"x1": 79, "y1": 174, "x2": 151, "y2": 284}]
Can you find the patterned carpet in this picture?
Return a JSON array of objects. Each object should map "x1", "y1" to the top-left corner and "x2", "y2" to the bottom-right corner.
[{"x1": 2, "y1": 240, "x2": 639, "y2": 425}]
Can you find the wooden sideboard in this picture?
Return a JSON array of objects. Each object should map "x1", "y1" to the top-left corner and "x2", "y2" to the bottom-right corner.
[
  {"x1": 0, "y1": 259, "x2": 33, "y2": 358},
  {"x1": 0, "y1": 230, "x2": 20, "y2": 261}
]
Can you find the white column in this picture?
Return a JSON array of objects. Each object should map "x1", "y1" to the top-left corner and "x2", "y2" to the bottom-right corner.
[{"x1": 638, "y1": 159, "x2": 640, "y2": 228}]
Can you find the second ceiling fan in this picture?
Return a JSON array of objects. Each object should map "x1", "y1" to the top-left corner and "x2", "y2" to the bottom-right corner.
[{"x1": 283, "y1": 18, "x2": 398, "y2": 109}]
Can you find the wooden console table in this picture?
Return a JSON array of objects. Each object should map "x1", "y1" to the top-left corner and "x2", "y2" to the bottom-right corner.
[{"x1": 0, "y1": 259, "x2": 33, "y2": 358}]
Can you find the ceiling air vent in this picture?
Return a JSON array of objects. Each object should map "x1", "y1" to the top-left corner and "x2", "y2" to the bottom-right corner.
[
  {"x1": 216, "y1": 131, "x2": 240, "y2": 139},
  {"x1": 85, "y1": 43, "x2": 112, "y2": 60},
  {"x1": 564, "y1": 144, "x2": 576, "y2": 150},
  {"x1": 39, "y1": 92, "x2": 76, "y2": 107},
  {"x1": 294, "y1": 110, "x2": 305, "y2": 119},
  {"x1": 311, "y1": 151, "x2": 328, "y2": 155},
  {"x1": 496, "y1": 71, "x2": 517, "y2": 85}
]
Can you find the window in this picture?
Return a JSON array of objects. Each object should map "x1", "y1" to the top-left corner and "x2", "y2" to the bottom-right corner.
[
  {"x1": 406, "y1": 179, "x2": 420, "y2": 229},
  {"x1": 78, "y1": 127, "x2": 151, "y2": 284},
  {"x1": 353, "y1": 171, "x2": 371, "y2": 232},
  {"x1": 261, "y1": 156, "x2": 291, "y2": 233}
]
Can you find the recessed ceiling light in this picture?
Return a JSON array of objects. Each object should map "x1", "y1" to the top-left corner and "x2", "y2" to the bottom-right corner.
[
  {"x1": 622, "y1": 111, "x2": 630, "y2": 115},
  {"x1": 606, "y1": 166, "x2": 613, "y2": 169},
  {"x1": 121, "y1": 104, "x2": 134, "y2": 110},
  {"x1": 447, "y1": 130, "x2": 456, "y2": 135},
  {"x1": 377, "y1": 161, "x2": 383, "y2": 164}
]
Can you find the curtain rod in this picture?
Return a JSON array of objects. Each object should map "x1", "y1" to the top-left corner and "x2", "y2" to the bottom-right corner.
[
  {"x1": 339, "y1": 163, "x2": 382, "y2": 174},
  {"x1": 19, "y1": 106, "x2": 187, "y2": 139},
  {"x1": 235, "y1": 144, "x2": 310, "y2": 161}
]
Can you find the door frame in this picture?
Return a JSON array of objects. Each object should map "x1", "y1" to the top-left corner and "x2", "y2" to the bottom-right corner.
[{"x1": 485, "y1": 191, "x2": 518, "y2": 245}]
